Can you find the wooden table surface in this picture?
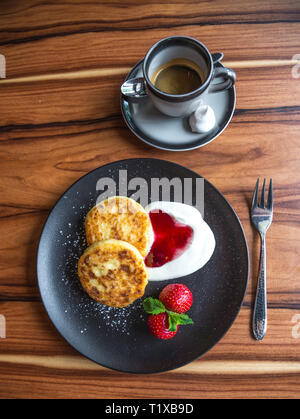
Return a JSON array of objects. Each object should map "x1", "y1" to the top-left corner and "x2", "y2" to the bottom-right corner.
[{"x1": 0, "y1": 0, "x2": 300, "y2": 399}]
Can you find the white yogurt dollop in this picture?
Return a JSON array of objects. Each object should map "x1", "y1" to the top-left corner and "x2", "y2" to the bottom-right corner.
[
  {"x1": 145, "y1": 201, "x2": 215, "y2": 281},
  {"x1": 189, "y1": 104, "x2": 216, "y2": 133}
]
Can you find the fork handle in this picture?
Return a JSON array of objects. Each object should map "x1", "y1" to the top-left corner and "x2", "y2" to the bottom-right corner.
[{"x1": 253, "y1": 234, "x2": 267, "y2": 340}]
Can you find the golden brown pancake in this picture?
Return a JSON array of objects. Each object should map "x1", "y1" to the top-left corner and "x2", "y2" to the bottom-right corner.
[
  {"x1": 78, "y1": 239, "x2": 148, "y2": 308},
  {"x1": 85, "y1": 196, "x2": 152, "y2": 258}
]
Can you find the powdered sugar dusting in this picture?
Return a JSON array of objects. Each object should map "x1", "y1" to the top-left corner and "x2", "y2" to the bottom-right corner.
[{"x1": 56, "y1": 193, "x2": 146, "y2": 336}]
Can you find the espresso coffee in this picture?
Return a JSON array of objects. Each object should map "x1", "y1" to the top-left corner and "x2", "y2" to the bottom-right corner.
[{"x1": 151, "y1": 58, "x2": 204, "y2": 95}]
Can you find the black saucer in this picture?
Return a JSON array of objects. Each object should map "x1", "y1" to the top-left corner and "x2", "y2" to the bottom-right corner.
[{"x1": 121, "y1": 61, "x2": 236, "y2": 151}]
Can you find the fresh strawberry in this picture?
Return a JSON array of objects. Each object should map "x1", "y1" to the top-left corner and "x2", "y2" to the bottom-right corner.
[
  {"x1": 147, "y1": 312, "x2": 178, "y2": 340},
  {"x1": 159, "y1": 283, "x2": 193, "y2": 314},
  {"x1": 143, "y1": 296, "x2": 193, "y2": 340}
]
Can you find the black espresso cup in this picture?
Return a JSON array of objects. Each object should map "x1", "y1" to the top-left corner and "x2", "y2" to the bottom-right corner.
[{"x1": 121, "y1": 36, "x2": 236, "y2": 117}]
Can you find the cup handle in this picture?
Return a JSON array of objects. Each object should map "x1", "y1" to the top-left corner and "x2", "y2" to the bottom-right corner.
[
  {"x1": 208, "y1": 66, "x2": 236, "y2": 93},
  {"x1": 121, "y1": 77, "x2": 148, "y2": 101}
]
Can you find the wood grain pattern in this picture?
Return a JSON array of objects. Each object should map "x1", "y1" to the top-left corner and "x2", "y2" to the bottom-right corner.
[{"x1": 0, "y1": 0, "x2": 300, "y2": 399}]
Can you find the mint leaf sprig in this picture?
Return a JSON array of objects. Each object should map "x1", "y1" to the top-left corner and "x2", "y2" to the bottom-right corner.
[{"x1": 143, "y1": 297, "x2": 194, "y2": 332}]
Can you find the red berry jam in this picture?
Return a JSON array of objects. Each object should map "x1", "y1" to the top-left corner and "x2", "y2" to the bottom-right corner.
[{"x1": 145, "y1": 209, "x2": 194, "y2": 268}]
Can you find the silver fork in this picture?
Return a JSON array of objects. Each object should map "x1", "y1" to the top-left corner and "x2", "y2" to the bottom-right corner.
[{"x1": 251, "y1": 178, "x2": 273, "y2": 341}]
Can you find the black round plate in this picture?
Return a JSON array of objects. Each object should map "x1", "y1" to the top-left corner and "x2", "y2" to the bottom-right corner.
[{"x1": 37, "y1": 159, "x2": 249, "y2": 374}]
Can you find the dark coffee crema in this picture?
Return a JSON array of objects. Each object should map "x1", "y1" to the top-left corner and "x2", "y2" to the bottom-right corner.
[{"x1": 151, "y1": 58, "x2": 205, "y2": 95}]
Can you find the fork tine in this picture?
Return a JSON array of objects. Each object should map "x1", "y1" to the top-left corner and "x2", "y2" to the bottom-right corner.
[
  {"x1": 260, "y1": 178, "x2": 266, "y2": 208},
  {"x1": 252, "y1": 178, "x2": 259, "y2": 209},
  {"x1": 267, "y1": 178, "x2": 273, "y2": 210}
]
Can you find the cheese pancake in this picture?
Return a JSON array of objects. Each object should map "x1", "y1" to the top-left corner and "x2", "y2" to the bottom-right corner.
[
  {"x1": 78, "y1": 239, "x2": 148, "y2": 308},
  {"x1": 85, "y1": 196, "x2": 152, "y2": 258}
]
